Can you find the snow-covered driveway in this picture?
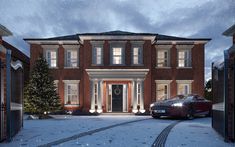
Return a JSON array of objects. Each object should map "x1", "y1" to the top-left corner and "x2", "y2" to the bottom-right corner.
[{"x1": 1, "y1": 115, "x2": 234, "y2": 147}]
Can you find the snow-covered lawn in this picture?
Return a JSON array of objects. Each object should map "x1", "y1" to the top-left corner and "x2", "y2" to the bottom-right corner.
[{"x1": 1, "y1": 115, "x2": 234, "y2": 147}]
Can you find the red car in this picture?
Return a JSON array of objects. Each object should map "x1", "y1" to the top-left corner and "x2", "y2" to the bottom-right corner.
[{"x1": 150, "y1": 94, "x2": 212, "y2": 119}]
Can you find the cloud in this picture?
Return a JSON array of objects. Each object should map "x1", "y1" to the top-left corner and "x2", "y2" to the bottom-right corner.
[{"x1": 0, "y1": 0, "x2": 234, "y2": 80}]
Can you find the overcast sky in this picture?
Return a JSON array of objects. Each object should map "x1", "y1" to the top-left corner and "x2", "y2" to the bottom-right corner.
[{"x1": 0, "y1": 0, "x2": 235, "y2": 81}]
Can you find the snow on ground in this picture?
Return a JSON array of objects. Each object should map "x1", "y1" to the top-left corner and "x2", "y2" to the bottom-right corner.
[
  {"x1": 59, "y1": 118, "x2": 175, "y2": 147},
  {"x1": 1, "y1": 115, "x2": 234, "y2": 147},
  {"x1": 166, "y1": 117, "x2": 235, "y2": 147},
  {"x1": 1, "y1": 115, "x2": 152, "y2": 147}
]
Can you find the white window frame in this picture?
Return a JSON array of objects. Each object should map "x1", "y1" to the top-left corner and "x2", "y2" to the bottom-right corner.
[
  {"x1": 65, "y1": 49, "x2": 78, "y2": 68},
  {"x1": 42, "y1": 45, "x2": 59, "y2": 68},
  {"x1": 131, "y1": 41, "x2": 144, "y2": 65},
  {"x1": 92, "y1": 46, "x2": 103, "y2": 65},
  {"x1": 63, "y1": 80, "x2": 80, "y2": 106},
  {"x1": 45, "y1": 49, "x2": 57, "y2": 68},
  {"x1": 91, "y1": 41, "x2": 104, "y2": 66},
  {"x1": 155, "y1": 80, "x2": 172, "y2": 101},
  {"x1": 157, "y1": 49, "x2": 169, "y2": 67},
  {"x1": 110, "y1": 41, "x2": 126, "y2": 65},
  {"x1": 176, "y1": 45, "x2": 193, "y2": 68},
  {"x1": 176, "y1": 80, "x2": 193, "y2": 95},
  {"x1": 112, "y1": 47, "x2": 123, "y2": 65}
]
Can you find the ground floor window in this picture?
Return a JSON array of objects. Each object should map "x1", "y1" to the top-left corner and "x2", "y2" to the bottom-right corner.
[
  {"x1": 156, "y1": 84, "x2": 169, "y2": 101},
  {"x1": 177, "y1": 83, "x2": 190, "y2": 95},
  {"x1": 63, "y1": 80, "x2": 80, "y2": 105}
]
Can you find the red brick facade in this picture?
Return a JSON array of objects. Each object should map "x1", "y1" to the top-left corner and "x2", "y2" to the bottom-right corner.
[{"x1": 26, "y1": 32, "x2": 209, "y2": 113}]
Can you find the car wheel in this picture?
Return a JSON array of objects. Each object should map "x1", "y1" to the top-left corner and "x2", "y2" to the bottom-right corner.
[{"x1": 186, "y1": 109, "x2": 194, "y2": 120}]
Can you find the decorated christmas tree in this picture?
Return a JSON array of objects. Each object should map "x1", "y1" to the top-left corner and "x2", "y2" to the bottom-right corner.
[{"x1": 24, "y1": 55, "x2": 61, "y2": 118}]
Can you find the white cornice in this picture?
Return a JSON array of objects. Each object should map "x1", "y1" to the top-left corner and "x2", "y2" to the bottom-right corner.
[
  {"x1": 79, "y1": 35, "x2": 156, "y2": 44},
  {"x1": 41, "y1": 44, "x2": 59, "y2": 49},
  {"x1": 25, "y1": 40, "x2": 79, "y2": 45},
  {"x1": 62, "y1": 44, "x2": 80, "y2": 49},
  {"x1": 62, "y1": 80, "x2": 80, "y2": 84},
  {"x1": 155, "y1": 80, "x2": 172, "y2": 84},
  {"x1": 86, "y1": 69, "x2": 149, "y2": 79},
  {"x1": 176, "y1": 80, "x2": 193, "y2": 84}
]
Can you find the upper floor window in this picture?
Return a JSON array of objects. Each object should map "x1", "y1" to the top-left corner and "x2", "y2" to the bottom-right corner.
[
  {"x1": 112, "y1": 47, "x2": 123, "y2": 65},
  {"x1": 92, "y1": 47, "x2": 103, "y2": 65},
  {"x1": 132, "y1": 47, "x2": 143, "y2": 65},
  {"x1": 178, "y1": 50, "x2": 191, "y2": 67},
  {"x1": 46, "y1": 50, "x2": 57, "y2": 68},
  {"x1": 66, "y1": 50, "x2": 78, "y2": 67},
  {"x1": 157, "y1": 50, "x2": 169, "y2": 67}
]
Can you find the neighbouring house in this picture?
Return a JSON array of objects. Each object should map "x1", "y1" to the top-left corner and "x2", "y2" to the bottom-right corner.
[
  {"x1": 24, "y1": 30, "x2": 210, "y2": 114},
  {"x1": 212, "y1": 24, "x2": 235, "y2": 142},
  {"x1": 0, "y1": 24, "x2": 30, "y2": 142}
]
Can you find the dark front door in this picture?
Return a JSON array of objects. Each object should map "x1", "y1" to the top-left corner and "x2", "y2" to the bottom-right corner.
[{"x1": 112, "y1": 85, "x2": 123, "y2": 112}]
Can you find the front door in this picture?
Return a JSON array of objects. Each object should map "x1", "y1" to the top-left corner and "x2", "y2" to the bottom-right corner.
[{"x1": 112, "y1": 85, "x2": 123, "y2": 112}]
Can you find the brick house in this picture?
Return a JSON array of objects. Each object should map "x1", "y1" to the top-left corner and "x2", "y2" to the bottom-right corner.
[
  {"x1": 0, "y1": 24, "x2": 29, "y2": 141},
  {"x1": 212, "y1": 24, "x2": 235, "y2": 142},
  {"x1": 24, "y1": 31, "x2": 210, "y2": 114}
]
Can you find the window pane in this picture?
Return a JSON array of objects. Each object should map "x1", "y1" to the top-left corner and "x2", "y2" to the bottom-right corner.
[
  {"x1": 178, "y1": 50, "x2": 189, "y2": 67},
  {"x1": 133, "y1": 48, "x2": 139, "y2": 55},
  {"x1": 157, "y1": 84, "x2": 168, "y2": 101},
  {"x1": 178, "y1": 84, "x2": 190, "y2": 95},
  {"x1": 66, "y1": 83, "x2": 78, "y2": 105},
  {"x1": 113, "y1": 48, "x2": 122, "y2": 64},
  {"x1": 47, "y1": 51, "x2": 57, "y2": 67},
  {"x1": 67, "y1": 50, "x2": 77, "y2": 67},
  {"x1": 157, "y1": 50, "x2": 168, "y2": 67}
]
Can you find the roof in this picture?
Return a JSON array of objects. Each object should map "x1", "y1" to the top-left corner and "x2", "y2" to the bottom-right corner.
[
  {"x1": 0, "y1": 24, "x2": 13, "y2": 36},
  {"x1": 24, "y1": 30, "x2": 211, "y2": 42},
  {"x1": 223, "y1": 24, "x2": 235, "y2": 36}
]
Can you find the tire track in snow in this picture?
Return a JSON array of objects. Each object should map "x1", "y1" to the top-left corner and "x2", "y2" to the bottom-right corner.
[
  {"x1": 152, "y1": 120, "x2": 182, "y2": 147},
  {"x1": 38, "y1": 118, "x2": 151, "y2": 147}
]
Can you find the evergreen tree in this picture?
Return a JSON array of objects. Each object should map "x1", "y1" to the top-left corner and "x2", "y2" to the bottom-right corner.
[
  {"x1": 24, "y1": 55, "x2": 61, "y2": 118},
  {"x1": 204, "y1": 79, "x2": 212, "y2": 101}
]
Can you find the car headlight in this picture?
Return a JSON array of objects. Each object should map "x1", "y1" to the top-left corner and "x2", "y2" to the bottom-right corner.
[
  {"x1": 171, "y1": 102, "x2": 183, "y2": 107},
  {"x1": 150, "y1": 103, "x2": 155, "y2": 108}
]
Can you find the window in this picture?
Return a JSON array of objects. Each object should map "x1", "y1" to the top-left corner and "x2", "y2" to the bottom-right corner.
[
  {"x1": 92, "y1": 47, "x2": 103, "y2": 65},
  {"x1": 178, "y1": 84, "x2": 190, "y2": 95},
  {"x1": 178, "y1": 50, "x2": 190, "y2": 67},
  {"x1": 46, "y1": 50, "x2": 57, "y2": 67},
  {"x1": 156, "y1": 84, "x2": 169, "y2": 101},
  {"x1": 132, "y1": 47, "x2": 143, "y2": 65},
  {"x1": 112, "y1": 47, "x2": 122, "y2": 64},
  {"x1": 66, "y1": 50, "x2": 78, "y2": 67},
  {"x1": 157, "y1": 50, "x2": 168, "y2": 67},
  {"x1": 64, "y1": 81, "x2": 79, "y2": 105}
]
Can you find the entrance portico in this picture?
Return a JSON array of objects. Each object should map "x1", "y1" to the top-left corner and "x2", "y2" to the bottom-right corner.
[{"x1": 86, "y1": 69, "x2": 149, "y2": 113}]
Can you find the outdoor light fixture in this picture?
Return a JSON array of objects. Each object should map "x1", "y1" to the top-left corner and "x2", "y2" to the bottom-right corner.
[
  {"x1": 139, "y1": 109, "x2": 146, "y2": 113},
  {"x1": 97, "y1": 109, "x2": 103, "y2": 113},
  {"x1": 132, "y1": 109, "x2": 138, "y2": 113},
  {"x1": 89, "y1": 109, "x2": 95, "y2": 113}
]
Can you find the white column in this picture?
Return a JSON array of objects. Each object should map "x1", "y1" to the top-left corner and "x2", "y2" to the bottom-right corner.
[
  {"x1": 139, "y1": 80, "x2": 145, "y2": 113},
  {"x1": 89, "y1": 80, "x2": 96, "y2": 113},
  {"x1": 97, "y1": 80, "x2": 103, "y2": 113},
  {"x1": 132, "y1": 80, "x2": 138, "y2": 113}
]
